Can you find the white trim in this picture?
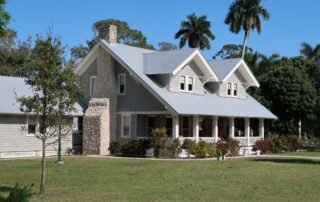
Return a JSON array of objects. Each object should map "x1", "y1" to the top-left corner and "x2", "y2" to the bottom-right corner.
[
  {"x1": 180, "y1": 74, "x2": 186, "y2": 91},
  {"x1": 226, "y1": 82, "x2": 239, "y2": 98},
  {"x1": 89, "y1": 75, "x2": 97, "y2": 97},
  {"x1": 172, "y1": 49, "x2": 219, "y2": 81},
  {"x1": 222, "y1": 59, "x2": 260, "y2": 88},
  {"x1": 121, "y1": 113, "x2": 131, "y2": 138},
  {"x1": 180, "y1": 74, "x2": 195, "y2": 93},
  {"x1": 117, "y1": 73, "x2": 126, "y2": 95},
  {"x1": 187, "y1": 76, "x2": 195, "y2": 93},
  {"x1": 26, "y1": 116, "x2": 37, "y2": 137},
  {"x1": 117, "y1": 111, "x2": 169, "y2": 115}
]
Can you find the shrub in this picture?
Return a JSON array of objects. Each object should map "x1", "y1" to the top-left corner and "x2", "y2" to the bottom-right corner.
[
  {"x1": 158, "y1": 147, "x2": 172, "y2": 158},
  {"x1": 271, "y1": 135, "x2": 288, "y2": 153},
  {"x1": 287, "y1": 135, "x2": 301, "y2": 151},
  {"x1": 207, "y1": 143, "x2": 216, "y2": 157},
  {"x1": 195, "y1": 140, "x2": 209, "y2": 158},
  {"x1": 254, "y1": 139, "x2": 272, "y2": 153},
  {"x1": 227, "y1": 138, "x2": 240, "y2": 156},
  {"x1": 121, "y1": 139, "x2": 151, "y2": 157},
  {"x1": 151, "y1": 127, "x2": 168, "y2": 156},
  {"x1": 169, "y1": 138, "x2": 182, "y2": 158},
  {"x1": 216, "y1": 140, "x2": 229, "y2": 156},
  {"x1": 108, "y1": 141, "x2": 122, "y2": 155},
  {"x1": 1, "y1": 183, "x2": 34, "y2": 202},
  {"x1": 182, "y1": 139, "x2": 197, "y2": 157}
]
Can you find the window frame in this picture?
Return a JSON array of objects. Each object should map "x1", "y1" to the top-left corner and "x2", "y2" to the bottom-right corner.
[
  {"x1": 26, "y1": 117, "x2": 37, "y2": 137},
  {"x1": 233, "y1": 83, "x2": 238, "y2": 96},
  {"x1": 227, "y1": 82, "x2": 239, "y2": 97},
  {"x1": 121, "y1": 113, "x2": 131, "y2": 138},
  {"x1": 227, "y1": 82, "x2": 232, "y2": 96},
  {"x1": 180, "y1": 75, "x2": 186, "y2": 91},
  {"x1": 187, "y1": 76, "x2": 195, "y2": 92},
  {"x1": 117, "y1": 74, "x2": 126, "y2": 95},
  {"x1": 89, "y1": 75, "x2": 97, "y2": 97}
]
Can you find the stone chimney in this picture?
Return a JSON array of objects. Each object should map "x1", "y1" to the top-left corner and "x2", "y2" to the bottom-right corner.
[{"x1": 108, "y1": 25, "x2": 117, "y2": 43}]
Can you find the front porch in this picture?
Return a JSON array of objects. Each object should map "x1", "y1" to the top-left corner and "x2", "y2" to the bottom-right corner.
[{"x1": 135, "y1": 114, "x2": 265, "y2": 146}]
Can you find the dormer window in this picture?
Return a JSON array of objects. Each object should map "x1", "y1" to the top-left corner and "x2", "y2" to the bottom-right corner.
[
  {"x1": 187, "y1": 76, "x2": 194, "y2": 92},
  {"x1": 180, "y1": 75, "x2": 185, "y2": 90},
  {"x1": 233, "y1": 83, "x2": 238, "y2": 96},
  {"x1": 90, "y1": 75, "x2": 97, "y2": 97},
  {"x1": 118, "y1": 74, "x2": 126, "y2": 95},
  {"x1": 227, "y1": 82, "x2": 231, "y2": 95}
]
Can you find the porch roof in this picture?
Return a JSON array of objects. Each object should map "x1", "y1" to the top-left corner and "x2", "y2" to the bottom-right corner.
[{"x1": 80, "y1": 40, "x2": 276, "y2": 119}]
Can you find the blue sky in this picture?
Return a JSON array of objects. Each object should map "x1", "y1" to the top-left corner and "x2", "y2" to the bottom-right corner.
[{"x1": 6, "y1": 0, "x2": 320, "y2": 59}]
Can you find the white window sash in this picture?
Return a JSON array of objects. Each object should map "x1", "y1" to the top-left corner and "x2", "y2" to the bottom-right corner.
[{"x1": 118, "y1": 74, "x2": 126, "y2": 95}]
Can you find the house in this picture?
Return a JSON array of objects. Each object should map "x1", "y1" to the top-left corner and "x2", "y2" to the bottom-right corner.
[
  {"x1": 0, "y1": 76, "x2": 83, "y2": 158},
  {"x1": 76, "y1": 25, "x2": 276, "y2": 156}
]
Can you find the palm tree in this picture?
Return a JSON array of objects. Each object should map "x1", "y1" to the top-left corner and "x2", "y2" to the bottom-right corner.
[
  {"x1": 225, "y1": 0, "x2": 270, "y2": 58},
  {"x1": 300, "y1": 42, "x2": 320, "y2": 62},
  {"x1": 175, "y1": 13, "x2": 215, "y2": 50}
]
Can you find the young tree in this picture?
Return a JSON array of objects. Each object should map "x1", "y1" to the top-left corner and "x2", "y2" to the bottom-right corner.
[
  {"x1": 17, "y1": 32, "x2": 82, "y2": 194},
  {"x1": 175, "y1": 13, "x2": 215, "y2": 50},
  {"x1": 225, "y1": 0, "x2": 270, "y2": 58}
]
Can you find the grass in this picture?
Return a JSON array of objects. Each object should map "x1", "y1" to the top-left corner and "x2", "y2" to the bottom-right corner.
[
  {"x1": 0, "y1": 156, "x2": 320, "y2": 201},
  {"x1": 277, "y1": 151, "x2": 320, "y2": 157}
]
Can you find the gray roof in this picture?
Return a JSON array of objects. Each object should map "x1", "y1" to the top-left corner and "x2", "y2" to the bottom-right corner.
[
  {"x1": 208, "y1": 58, "x2": 242, "y2": 80},
  {"x1": 101, "y1": 40, "x2": 276, "y2": 119},
  {"x1": 0, "y1": 76, "x2": 83, "y2": 116},
  {"x1": 143, "y1": 49, "x2": 196, "y2": 74}
]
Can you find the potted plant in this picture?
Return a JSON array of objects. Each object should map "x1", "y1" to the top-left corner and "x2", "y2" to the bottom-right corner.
[{"x1": 216, "y1": 140, "x2": 228, "y2": 161}]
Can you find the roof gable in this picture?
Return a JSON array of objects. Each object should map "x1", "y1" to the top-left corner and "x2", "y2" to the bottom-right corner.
[{"x1": 208, "y1": 58, "x2": 259, "y2": 87}]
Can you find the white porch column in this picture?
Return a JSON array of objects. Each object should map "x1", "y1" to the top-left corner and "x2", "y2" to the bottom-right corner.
[
  {"x1": 259, "y1": 118, "x2": 264, "y2": 139},
  {"x1": 172, "y1": 115, "x2": 179, "y2": 139},
  {"x1": 245, "y1": 118, "x2": 250, "y2": 146},
  {"x1": 193, "y1": 115, "x2": 199, "y2": 142},
  {"x1": 229, "y1": 117, "x2": 234, "y2": 138},
  {"x1": 212, "y1": 116, "x2": 218, "y2": 142}
]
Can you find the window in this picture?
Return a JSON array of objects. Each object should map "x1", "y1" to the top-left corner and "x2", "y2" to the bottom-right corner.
[
  {"x1": 147, "y1": 117, "x2": 156, "y2": 137},
  {"x1": 89, "y1": 76, "x2": 97, "y2": 97},
  {"x1": 165, "y1": 117, "x2": 173, "y2": 138},
  {"x1": 28, "y1": 124, "x2": 36, "y2": 134},
  {"x1": 180, "y1": 75, "x2": 186, "y2": 90},
  {"x1": 227, "y1": 82, "x2": 231, "y2": 95},
  {"x1": 187, "y1": 76, "x2": 194, "y2": 92},
  {"x1": 121, "y1": 114, "x2": 131, "y2": 138},
  {"x1": 118, "y1": 74, "x2": 126, "y2": 95},
  {"x1": 179, "y1": 116, "x2": 191, "y2": 137},
  {"x1": 233, "y1": 83, "x2": 238, "y2": 96}
]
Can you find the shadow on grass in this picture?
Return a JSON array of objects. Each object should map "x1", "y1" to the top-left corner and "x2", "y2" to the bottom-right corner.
[{"x1": 253, "y1": 158, "x2": 320, "y2": 165}]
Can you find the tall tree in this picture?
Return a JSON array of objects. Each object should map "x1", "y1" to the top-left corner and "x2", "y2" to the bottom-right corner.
[
  {"x1": 225, "y1": 0, "x2": 270, "y2": 58},
  {"x1": 89, "y1": 19, "x2": 154, "y2": 50},
  {"x1": 300, "y1": 42, "x2": 320, "y2": 62},
  {"x1": 0, "y1": 0, "x2": 10, "y2": 37},
  {"x1": 175, "y1": 13, "x2": 215, "y2": 50},
  {"x1": 158, "y1": 41, "x2": 178, "y2": 51},
  {"x1": 17, "y1": 32, "x2": 83, "y2": 194}
]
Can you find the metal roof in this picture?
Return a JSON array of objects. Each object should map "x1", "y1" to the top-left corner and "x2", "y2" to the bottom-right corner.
[
  {"x1": 0, "y1": 76, "x2": 83, "y2": 116},
  {"x1": 100, "y1": 40, "x2": 276, "y2": 119},
  {"x1": 143, "y1": 49, "x2": 196, "y2": 74},
  {"x1": 207, "y1": 58, "x2": 242, "y2": 80}
]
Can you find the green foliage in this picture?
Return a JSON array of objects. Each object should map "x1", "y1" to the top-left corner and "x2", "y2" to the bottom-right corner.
[
  {"x1": 207, "y1": 143, "x2": 217, "y2": 157},
  {"x1": 90, "y1": 18, "x2": 154, "y2": 50},
  {"x1": 253, "y1": 139, "x2": 272, "y2": 154},
  {"x1": 175, "y1": 13, "x2": 215, "y2": 50},
  {"x1": 300, "y1": 42, "x2": 320, "y2": 62},
  {"x1": 254, "y1": 135, "x2": 301, "y2": 154},
  {"x1": 216, "y1": 140, "x2": 229, "y2": 156},
  {"x1": 182, "y1": 139, "x2": 197, "y2": 157},
  {"x1": 0, "y1": 183, "x2": 34, "y2": 202},
  {"x1": 108, "y1": 141, "x2": 122, "y2": 155},
  {"x1": 225, "y1": 0, "x2": 270, "y2": 57},
  {"x1": 195, "y1": 140, "x2": 209, "y2": 158},
  {"x1": 151, "y1": 127, "x2": 168, "y2": 156},
  {"x1": 70, "y1": 44, "x2": 89, "y2": 61},
  {"x1": 158, "y1": 41, "x2": 178, "y2": 51},
  {"x1": 168, "y1": 138, "x2": 182, "y2": 158},
  {"x1": 0, "y1": 0, "x2": 10, "y2": 37},
  {"x1": 158, "y1": 147, "x2": 172, "y2": 158},
  {"x1": 121, "y1": 139, "x2": 152, "y2": 157}
]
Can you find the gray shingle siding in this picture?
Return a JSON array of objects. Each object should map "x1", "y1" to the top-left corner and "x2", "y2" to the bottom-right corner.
[
  {"x1": 168, "y1": 61, "x2": 205, "y2": 95},
  {"x1": 115, "y1": 61, "x2": 166, "y2": 112},
  {"x1": 0, "y1": 115, "x2": 72, "y2": 153},
  {"x1": 218, "y1": 70, "x2": 247, "y2": 99},
  {"x1": 79, "y1": 58, "x2": 98, "y2": 106}
]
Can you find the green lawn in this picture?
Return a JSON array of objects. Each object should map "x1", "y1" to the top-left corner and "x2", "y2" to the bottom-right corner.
[
  {"x1": 278, "y1": 151, "x2": 320, "y2": 157},
  {"x1": 0, "y1": 156, "x2": 320, "y2": 202}
]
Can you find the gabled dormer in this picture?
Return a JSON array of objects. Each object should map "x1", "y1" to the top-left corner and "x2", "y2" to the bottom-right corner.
[
  {"x1": 143, "y1": 49, "x2": 218, "y2": 95},
  {"x1": 208, "y1": 58, "x2": 259, "y2": 99}
]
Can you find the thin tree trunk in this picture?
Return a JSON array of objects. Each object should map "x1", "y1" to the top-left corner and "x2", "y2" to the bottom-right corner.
[
  {"x1": 241, "y1": 30, "x2": 249, "y2": 59},
  {"x1": 40, "y1": 139, "x2": 46, "y2": 194}
]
